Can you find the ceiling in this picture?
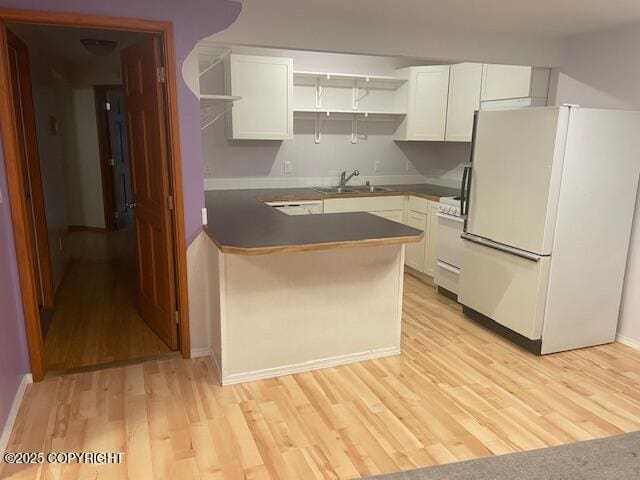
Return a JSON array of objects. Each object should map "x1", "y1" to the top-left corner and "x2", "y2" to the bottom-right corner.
[
  {"x1": 239, "y1": 0, "x2": 640, "y2": 37},
  {"x1": 9, "y1": 24, "x2": 147, "y2": 62}
]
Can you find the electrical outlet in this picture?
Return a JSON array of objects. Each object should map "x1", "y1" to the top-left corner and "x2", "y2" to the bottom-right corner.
[
  {"x1": 284, "y1": 161, "x2": 292, "y2": 175},
  {"x1": 374, "y1": 160, "x2": 382, "y2": 172},
  {"x1": 406, "y1": 160, "x2": 413, "y2": 172}
]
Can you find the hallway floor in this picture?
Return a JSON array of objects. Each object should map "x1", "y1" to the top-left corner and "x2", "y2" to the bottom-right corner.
[
  {"x1": 43, "y1": 230, "x2": 172, "y2": 372},
  {"x1": 4, "y1": 275, "x2": 640, "y2": 479}
]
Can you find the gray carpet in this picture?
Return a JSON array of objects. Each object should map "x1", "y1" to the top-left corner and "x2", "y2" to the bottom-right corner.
[{"x1": 364, "y1": 431, "x2": 640, "y2": 479}]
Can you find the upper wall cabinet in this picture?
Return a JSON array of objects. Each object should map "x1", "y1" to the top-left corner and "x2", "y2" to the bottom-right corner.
[
  {"x1": 226, "y1": 54, "x2": 293, "y2": 140},
  {"x1": 445, "y1": 63, "x2": 482, "y2": 142},
  {"x1": 394, "y1": 65, "x2": 450, "y2": 141},
  {"x1": 481, "y1": 64, "x2": 550, "y2": 102}
]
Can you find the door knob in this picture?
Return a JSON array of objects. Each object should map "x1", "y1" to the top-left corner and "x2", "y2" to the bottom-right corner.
[{"x1": 127, "y1": 202, "x2": 137, "y2": 209}]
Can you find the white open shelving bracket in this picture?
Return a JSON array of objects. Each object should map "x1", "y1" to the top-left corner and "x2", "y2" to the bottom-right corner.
[
  {"x1": 199, "y1": 48, "x2": 231, "y2": 78},
  {"x1": 351, "y1": 114, "x2": 358, "y2": 144},
  {"x1": 200, "y1": 95, "x2": 242, "y2": 131}
]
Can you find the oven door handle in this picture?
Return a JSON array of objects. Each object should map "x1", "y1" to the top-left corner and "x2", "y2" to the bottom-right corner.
[{"x1": 436, "y1": 261, "x2": 460, "y2": 275}]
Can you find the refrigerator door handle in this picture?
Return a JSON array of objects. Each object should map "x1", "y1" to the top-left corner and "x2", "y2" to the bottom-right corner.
[
  {"x1": 461, "y1": 233, "x2": 543, "y2": 262},
  {"x1": 461, "y1": 111, "x2": 479, "y2": 219},
  {"x1": 460, "y1": 164, "x2": 470, "y2": 214}
]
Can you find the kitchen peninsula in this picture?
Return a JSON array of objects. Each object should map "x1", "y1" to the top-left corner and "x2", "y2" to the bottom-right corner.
[{"x1": 203, "y1": 184, "x2": 456, "y2": 385}]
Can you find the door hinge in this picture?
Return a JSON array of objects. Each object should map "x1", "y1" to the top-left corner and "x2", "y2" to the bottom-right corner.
[
  {"x1": 108, "y1": 157, "x2": 115, "y2": 167},
  {"x1": 157, "y1": 66, "x2": 167, "y2": 84},
  {"x1": 167, "y1": 195, "x2": 174, "y2": 211},
  {"x1": 105, "y1": 101, "x2": 111, "y2": 111},
  {"x1": 175, "y1": 311, "x2": 180, "y2": 325},
  {"x1": 113, "y1": 211, "x2": 120, "y2": 219}
]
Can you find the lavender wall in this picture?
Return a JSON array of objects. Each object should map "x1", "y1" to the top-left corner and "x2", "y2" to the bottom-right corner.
[
  {"x1": 0, "y1": 0, "x2": 241, "y2": 436},
  {"x1": 0, "y1": 135, "x2": 30, "y2": 436}
]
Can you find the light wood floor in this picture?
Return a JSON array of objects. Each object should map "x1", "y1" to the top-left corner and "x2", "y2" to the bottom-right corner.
[
  {"x1": 4, "y1": 274, "x2": 640, "y2": 479},
  {"x1": 44, "y1": 230, "x2": 171, "y2": 372}
]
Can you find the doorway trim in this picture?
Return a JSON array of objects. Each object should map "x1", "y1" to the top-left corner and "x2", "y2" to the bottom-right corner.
[
  {"x1": 6, "y1": 29, "x2": 56, "y2": 310},
  {"x1": 0, "y1": 8, "x2": 191, "y2": 381}
]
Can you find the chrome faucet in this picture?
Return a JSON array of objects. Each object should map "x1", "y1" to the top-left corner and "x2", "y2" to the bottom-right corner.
[{"x1": 339, "y1": 169, "x2": 359, "y2": 188}]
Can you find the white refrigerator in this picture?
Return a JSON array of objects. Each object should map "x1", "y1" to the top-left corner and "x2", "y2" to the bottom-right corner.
[{"x1": 458, "y1": 106, "x2": 640, "y2": 354}]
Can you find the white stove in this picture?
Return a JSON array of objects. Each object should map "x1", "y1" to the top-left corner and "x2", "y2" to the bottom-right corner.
[
  {"x1": 435, "y1": 196, "x2": 464, "y2": 297},
  {"x1": 437, "y1": 196, "x2": 462, "y2": 217}
]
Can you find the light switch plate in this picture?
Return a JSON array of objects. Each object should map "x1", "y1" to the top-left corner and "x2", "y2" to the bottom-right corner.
[
  {"x1": 202, "y1": 208, "x2": 208, "y2": 226},
  {"x1": 374, "y1": 160, "x2": 382, "y2": 172}
]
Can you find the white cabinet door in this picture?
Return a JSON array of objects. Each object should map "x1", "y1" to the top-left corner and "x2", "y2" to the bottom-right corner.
[
  {"x1": 445, "y1": 63, "x2": 482, "y2": 142},
  {"x1": 228, "y1": 54, "x2": 293, "y2": 140},
  {"x1": 323, "y1": 196, "x2": 404, "y2": 213},
  {"x1": 424, "y1": 202, "x2": 439, "y2": 276},
  {"x1": 481, "y1": 64, "x2": 533, "y2": 101},
  {"x1": 405, "y1": 211, "x2": 427, "y2": 271},
  {"x1": 395, "y1": 66, "x2": 450, "y2": 141}
]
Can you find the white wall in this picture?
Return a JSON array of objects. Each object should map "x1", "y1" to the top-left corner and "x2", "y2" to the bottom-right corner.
[
  {"x1": 201, "y1": 47, "x2": 470, "y2": 189},
  {"x1": 64, "y1": 59, "x2": 121, "y2": 229},
  {"x1": 553, "y1": 22, "x2": 640, "y2": 345},
  {"x1": 206, "y1": 0, "x2": 564, "y2": 67},
  {"x1": 12, "y1": 26, "x2": 72, "y2": 290}
]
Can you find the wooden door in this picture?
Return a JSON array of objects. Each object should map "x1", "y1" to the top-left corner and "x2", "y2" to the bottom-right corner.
[
  {"x1": 107, "y1": 89, "x2": 133, "y2": 230},
  {"x1": 95, "y1": 86, "x2": 133, "y2": 231},
  {"x1": 7, "y1": 30, "x2": 55, "y2": 309},
  {"x1": 121, "y1": 36, "x2": 177, "y2": 349}
]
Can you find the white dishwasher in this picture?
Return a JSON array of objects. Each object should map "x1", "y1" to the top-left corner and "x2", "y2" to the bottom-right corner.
[
  {"x1": 435, "y1": 197, "x2": 464, "y2": 297},
  {"x1": 265, "y1": 200, "x2": 323, "y2": 215}
]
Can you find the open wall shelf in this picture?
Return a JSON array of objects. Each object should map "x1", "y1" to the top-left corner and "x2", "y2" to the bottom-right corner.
[
  {"x1": 200, "y1": 94, "x2": 242, "y2": 104},
  {"x1": 294, "y1": 108, "x2": 406, "y2": 120},
  {"x1": 293, "y1": 109, "x2": 406, "y2": 145},
  {"x1": 293, "y1": 71, "x2": 407, "y2": 90}
]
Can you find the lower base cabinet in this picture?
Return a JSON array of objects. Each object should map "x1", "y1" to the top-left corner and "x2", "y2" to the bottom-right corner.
[
  {"x1": 404, "y1": 197, "x2": 439, "y2": 277},
  {"x1": 405, "y1": 211, "x2": 427, "y2": 270},
  {"x1": 322, "y1": 196, "x2": 440, "y2": 278},
  {"x1": 424, "y1": 202, "x2": 439, "y2": 276}
]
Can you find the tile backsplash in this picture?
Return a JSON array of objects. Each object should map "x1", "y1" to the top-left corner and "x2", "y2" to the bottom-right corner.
[{"x1": 204, "y1": 174, "x2": 460, "y2": 190}]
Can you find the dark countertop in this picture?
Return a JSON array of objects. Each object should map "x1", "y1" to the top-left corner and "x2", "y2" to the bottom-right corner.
[{"x1": 204, "y1": 184, "x2": 459, "y2": 255}]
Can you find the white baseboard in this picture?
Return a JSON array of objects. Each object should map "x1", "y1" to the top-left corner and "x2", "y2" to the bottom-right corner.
[
  {"x1": 221, "y1": 346, "x2": 400, "y2": 386},
  {"x1": 0, "y1": 374, "x2": 32, "y2": 456},
  {"x1": 209, "y1": 349, "x2": 221, "y2": 382},
  {"x1": 616, "y1": 334, "x2": 640, "y2": 351},
  {"x1": 190, "y1": 346, "x2": 211, "y2": 358}
]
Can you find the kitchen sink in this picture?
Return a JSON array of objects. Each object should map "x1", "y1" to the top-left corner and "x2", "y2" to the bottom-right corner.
[
  {"x1": 347, "y1": 186, "x2": 391, "y2": 193},
  {"x1": 311, "y1": 185, "x2": 391, "y2": 195},
  {"x1": 310, "y1": 187, "x2": 356, "y2": 194}
]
